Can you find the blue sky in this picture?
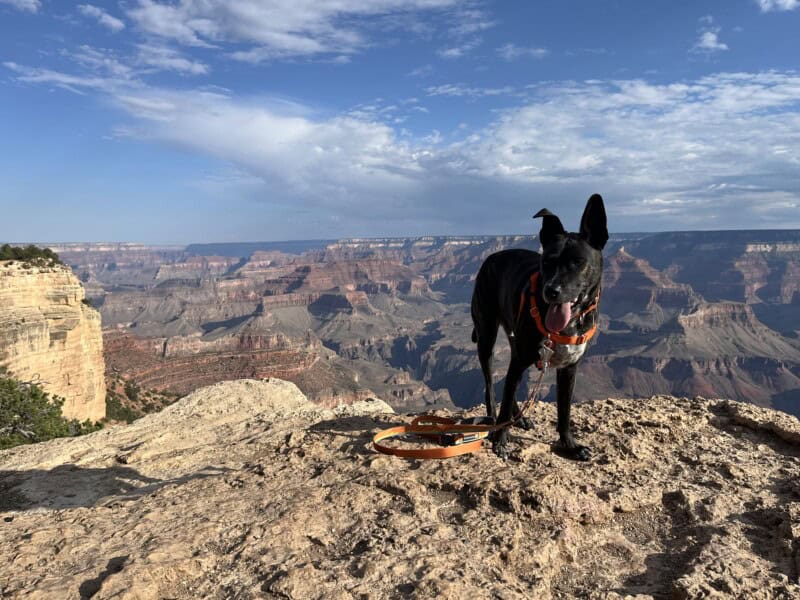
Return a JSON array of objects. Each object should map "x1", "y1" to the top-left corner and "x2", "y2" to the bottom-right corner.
[{"x1": 1, "y1": 0, "x2": 799, "y2": 243}]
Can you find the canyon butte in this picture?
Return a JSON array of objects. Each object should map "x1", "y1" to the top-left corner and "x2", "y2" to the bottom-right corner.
[{"x1": 0, "y1": 260, "x2": 105, "y2": 422}]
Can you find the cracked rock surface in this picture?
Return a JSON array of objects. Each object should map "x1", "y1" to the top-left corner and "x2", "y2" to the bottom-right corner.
[{"x1": 1, "y1": 380, "x2": 799, "y2": 599}]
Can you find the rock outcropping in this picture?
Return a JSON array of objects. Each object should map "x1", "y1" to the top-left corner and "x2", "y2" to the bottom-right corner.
[
  {"x1": 0, "y1": 261, "x2": 105, "y2": 421},
  {"x1": 1, "y1": 379, "x2": 799, "y2": 599}
]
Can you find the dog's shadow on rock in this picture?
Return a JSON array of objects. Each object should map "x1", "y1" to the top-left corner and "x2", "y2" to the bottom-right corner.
[
  {"x1": 0, "y1": 464, "x2": 228, "y2": 511},
  {"x1": 78, "y1": 555, "x2": 129, "y2": 599}
]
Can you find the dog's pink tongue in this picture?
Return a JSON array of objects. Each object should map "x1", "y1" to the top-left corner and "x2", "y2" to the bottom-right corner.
[{"x1": 545, "y1": 302, "x2": 572, "y2": 333}]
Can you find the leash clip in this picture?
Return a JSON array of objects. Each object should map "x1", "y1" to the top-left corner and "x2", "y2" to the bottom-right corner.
[{"x1": 538, "y1": 338, "x2": 555, "y2": 370}]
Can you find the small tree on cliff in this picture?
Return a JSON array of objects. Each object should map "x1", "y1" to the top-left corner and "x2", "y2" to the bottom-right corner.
[
  {"x1": 0, "y1": 243, "x2": 62, "y2": 266},
  {"x1": 0, "y1": 367, "x2": 100, "y2": 450}
]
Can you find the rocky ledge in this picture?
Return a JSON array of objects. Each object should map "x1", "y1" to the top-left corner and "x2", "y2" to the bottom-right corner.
[{"x1": 1, "y1": 380, "x2": 799, "y2": 599}]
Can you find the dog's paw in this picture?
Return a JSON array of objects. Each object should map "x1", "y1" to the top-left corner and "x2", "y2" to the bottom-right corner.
[
  {"x1": 492, "y1": 439, "x2": 511, "y2": 461},
  {"x1": 513, "y1": 417, "x2": 535, "y2": 431},
  {"x1": 553, "y1": 442, "x2": 591, "y2": 462}
]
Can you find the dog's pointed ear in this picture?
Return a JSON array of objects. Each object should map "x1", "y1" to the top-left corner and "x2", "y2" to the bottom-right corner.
[
  {"x1": 533, "y1": 208, "x2": 566, "y2": 247},
  {"x1": 579, "y1": 194, "x2": 608, "y2": 250}
]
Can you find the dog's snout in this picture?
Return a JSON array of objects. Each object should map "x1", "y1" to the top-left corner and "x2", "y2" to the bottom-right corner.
[{"x1": 543, "y1": 283, "x2": 561, "y2": 302}]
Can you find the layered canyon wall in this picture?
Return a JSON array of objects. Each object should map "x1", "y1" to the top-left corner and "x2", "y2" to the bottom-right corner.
[
  {"x1": 56, "y1": 231, "x2": 800, "y2": 418},
  {"x1": 0, "y1": 261, "x2": 105, "y2": 422}
]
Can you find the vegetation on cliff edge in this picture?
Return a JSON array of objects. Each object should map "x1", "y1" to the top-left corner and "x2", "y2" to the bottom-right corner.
[
  {"x1": 106, "y1": 376, "x2": 182, "y2": 424},
  {"x1": 0, "y1": 243, "x2": 62, "y2": 266},
  {"x1": 0, "y1": 366, "x2": 101, "y2": 450}
]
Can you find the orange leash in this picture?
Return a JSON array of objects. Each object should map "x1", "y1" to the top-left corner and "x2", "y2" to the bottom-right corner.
[{"x1": 372, "y1": 368, "x2": 547, "y2": 459}]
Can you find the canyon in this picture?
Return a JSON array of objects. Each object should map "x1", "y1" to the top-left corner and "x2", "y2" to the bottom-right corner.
[{"x1": 50, "y1": 230, "x2": 800, "y2": 418}]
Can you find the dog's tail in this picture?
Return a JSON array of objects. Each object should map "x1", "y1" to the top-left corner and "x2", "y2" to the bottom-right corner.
[{"x1": 471, "y1": 328, "x2": 477, "y2": 343}]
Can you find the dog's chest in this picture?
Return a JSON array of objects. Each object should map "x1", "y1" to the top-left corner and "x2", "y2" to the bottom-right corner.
[{"x1": 546, "y1": 341, "x2": 587, "y2": 368}]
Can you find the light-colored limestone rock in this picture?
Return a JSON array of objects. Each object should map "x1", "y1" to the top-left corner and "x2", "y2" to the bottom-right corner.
[
  {"x1": 1, "y1": 386, "x2": 799, "y2": 599},
  {"x1": 0, "y1": 261, "x2": 105, "y2": 421}
]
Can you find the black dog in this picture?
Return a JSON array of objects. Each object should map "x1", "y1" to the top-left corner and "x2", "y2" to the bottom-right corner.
[{"x1": 470, "y1": 194, "x2": 608, "y2": 461}]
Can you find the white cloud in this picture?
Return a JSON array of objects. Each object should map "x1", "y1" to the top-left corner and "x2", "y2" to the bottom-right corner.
[
  {"x1": 4, "y1": 61, "x2": 119, "y2": 94},
  {"x1": 437, "y1": 38, "x2": 481, "y2": 59},
  {"x1": 136, "y1": 44, "x2": 209, "y2": 75},
  {"x1": 116, "y1": 89, "x2": 423, "y2": 211},
  {"x1": 0, "y1": 0, "x2": 39, "y2": 12},
  {"x1": 757, "y1": 0, "x2": 799, "y2": 11},
  {"x1": 693, "y1": 31, "x2": 728, "y2": 53},
  {"x1": 64, "y1": 43, "x2": 207, "y2": 80},
  {"x1": 7, "y1": 57, "x2": 800, "y2": 231},
  {"x1": 692, "y1": 17, "x2": 728, "y2": 54},
  {"x1": 128, "y1": 0, "x2": 462, "y2": 61},
  {"x1": 78, "y1": 4, "x2": 126, "y2": 32},
  {"x1": 467, "y1": 74, "x2": 800, "y2": 177},
  {"x1": 434, "y1": 4, "x2": 493, "y2": 60},
  {"x1": 496, "y1": 43, "x2": 548, "y2": 61},
  {"x1": 446, "y1": 7, "x2": 494, "y2": 36},
  {"x1": 426, "y1": 83, "x2": 514, "y2": 98},
  {"x1": 69, "y1": 45, "x2": 134, "y2": 79},
  {"x1": 104, "y1": 72, "x2": 800, "y2": 229}
]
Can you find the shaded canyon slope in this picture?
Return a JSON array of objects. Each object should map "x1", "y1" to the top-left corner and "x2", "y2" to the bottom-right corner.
[
  {"x1": 1, "y1": 379, "x2": 799, "y2": 598},
  {"x1": 58, "y1": 231, "x2": 800, "y2": 416}
]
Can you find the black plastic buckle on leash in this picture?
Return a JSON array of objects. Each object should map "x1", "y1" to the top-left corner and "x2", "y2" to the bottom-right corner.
[{"x1": 434, "y1": 416, "x2": 494, "y2": 447}]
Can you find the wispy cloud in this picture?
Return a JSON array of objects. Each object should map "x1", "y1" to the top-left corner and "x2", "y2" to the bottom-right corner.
[
  {"x1": 127, "y1": 0, "x2": 463, "y2": 62},
  {"x1": 496, "y1": 43, "x2": 548, "y2": 61},
  {"x1": 565, "y1": 48, "x2": 610, "y2": 57},
  {"x1": 434, "y1": 2, "x2": 493, "y2": 60},
  {"x1": 69, "y1": 45, "x2": 134, "y2": 79},
  {"x1": 446, "y1": 6, "x2": 495, "y2": 36},
  {"x1": 407, "y1": 64, "x2": 433, "y2": 78},
  {"x1": 437, "y1": 38, "x2": 482, "y2": 59},
  {"x1": 4, "y1": 61, "x2": 119, "y2": 95},
  {"x1": 0, "y1": 0, "x2": 39, "y2": 11},
  {"x1": 136, "y1": 43, "x2": 209, "y2": 75},
  {"x1": 757, "y1": 0, "x2": 799, "y2": 11},
  {"x1": 78, "y1": 4, "x2": 126, "y2": 32},
  {"x1": 426, "y1": 83, "x2": 514, "y2": 98}
]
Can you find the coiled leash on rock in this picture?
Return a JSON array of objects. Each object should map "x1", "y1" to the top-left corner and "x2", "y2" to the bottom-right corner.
[{"x1": 372, "y1": 347, "x2": 550, "y2": 459}]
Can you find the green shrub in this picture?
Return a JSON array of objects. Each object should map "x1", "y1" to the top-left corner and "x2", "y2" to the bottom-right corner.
[
  {"x1": 123, "y1": 379, "x2": 140, "y2": 401},
  {"x1": 0, "y1": 244, "x2": 62, "y2": 266},
  {"x1": 0, "y1": 368, "x2": 101, "y2": 450},
  {"x1": 105, "y1": 392, "x2": 143, "y2": 424}
]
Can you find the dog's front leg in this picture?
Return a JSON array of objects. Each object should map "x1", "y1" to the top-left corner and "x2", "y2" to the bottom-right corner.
[{"x1": 555, "y1": 364, "x2": 591, "y2": 461}]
